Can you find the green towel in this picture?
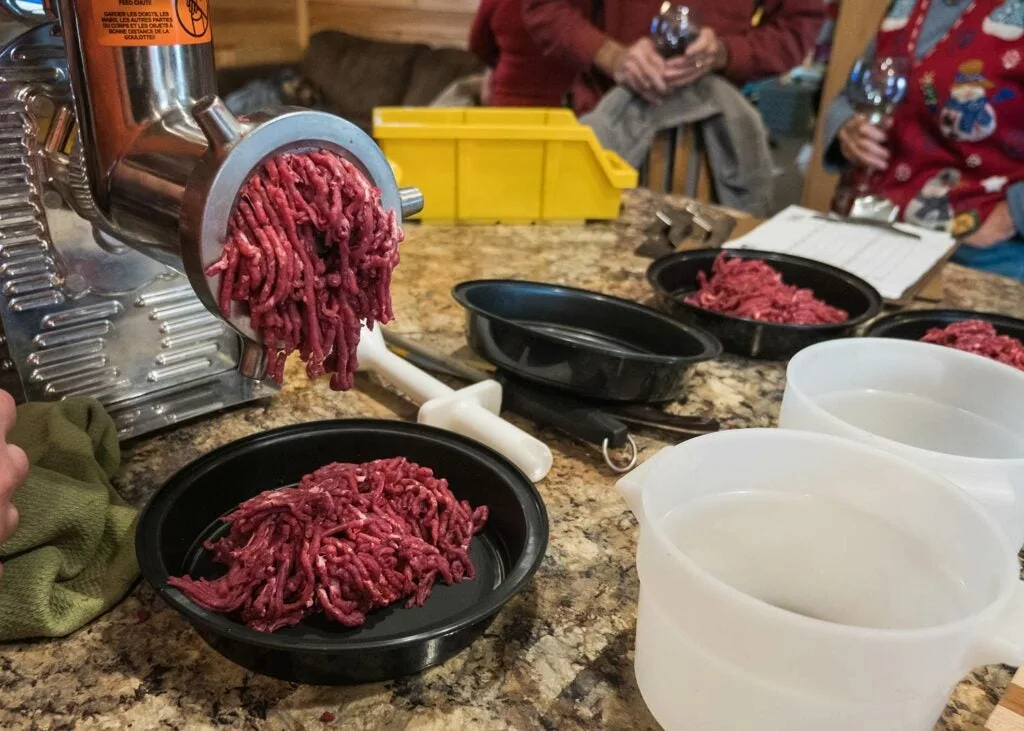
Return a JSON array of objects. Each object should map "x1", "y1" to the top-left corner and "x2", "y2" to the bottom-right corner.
[{"x1": 0, "y1": 398, "x2": 138, "y2": 641}]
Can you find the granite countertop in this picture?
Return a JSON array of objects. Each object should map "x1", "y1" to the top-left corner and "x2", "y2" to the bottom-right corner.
[{"x1": 3, "y1": 190, "x2": 1023, "y2": 730}]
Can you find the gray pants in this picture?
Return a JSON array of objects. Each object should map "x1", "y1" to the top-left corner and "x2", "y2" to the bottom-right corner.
[{"x1": 581, "y1": 76, "x2": 774, "y2": 217}]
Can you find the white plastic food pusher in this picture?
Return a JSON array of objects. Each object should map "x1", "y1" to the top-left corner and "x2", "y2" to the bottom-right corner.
[{"x1": 356, "y1": 325, "x2": 553, "y2": 482}]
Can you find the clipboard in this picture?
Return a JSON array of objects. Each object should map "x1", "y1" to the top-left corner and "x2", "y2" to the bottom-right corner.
[
  {"x1": 888, "y1": 243, "x2": 954, "y2": 306},
  {"x1": 723, "y1": 206, "x2": 958, "y2": 305}
]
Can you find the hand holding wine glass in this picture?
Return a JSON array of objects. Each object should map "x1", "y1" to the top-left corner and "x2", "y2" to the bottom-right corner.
[
  {"x1": 838, "y1": 114, "x2": 892, "y2": 171},
  {"x1": 842, "y1": 56, "x2": 909, "y2": 167},
  {"x1": 612, "y1": 38, "x2": 669, "y2": 103},
  {"x1": 841, "y1": 55, "x2": 909, "y2": 213},
  {"x1": 650, "y1": 5, "x2": 720, "y2": 88}
]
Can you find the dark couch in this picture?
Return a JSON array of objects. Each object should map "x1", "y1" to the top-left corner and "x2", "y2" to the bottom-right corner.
[{"x1": 216, "y1": 31, "x2": 484, "y2": 132}]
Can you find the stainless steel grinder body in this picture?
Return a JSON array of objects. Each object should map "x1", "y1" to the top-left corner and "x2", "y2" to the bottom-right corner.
[{"x1": 0, "y1": 1, "x2": 421, "y2": 438}]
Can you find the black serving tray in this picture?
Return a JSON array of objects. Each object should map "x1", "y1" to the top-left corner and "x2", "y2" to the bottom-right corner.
[{"x1": 136, "y1": 419, "x2": 548, "y2": 685}]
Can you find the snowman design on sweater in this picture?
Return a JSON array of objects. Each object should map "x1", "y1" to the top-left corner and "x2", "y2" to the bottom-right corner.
[
  {"x1": 905, "y1": 168, "x2": 961, "y2": 229},
  {"x1": 939, "y1": 60, "x2": 999, "y2": 141},
  {"x1": 983, "y1": 0, "x2": 1023, "y2": 41}
]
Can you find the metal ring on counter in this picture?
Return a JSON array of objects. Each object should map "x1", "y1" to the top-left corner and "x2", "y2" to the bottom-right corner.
[{"x1": 603, "y1": 434, "x2": 639, "y2": 473}]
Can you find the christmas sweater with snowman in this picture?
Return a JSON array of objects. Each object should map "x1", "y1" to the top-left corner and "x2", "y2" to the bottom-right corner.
[{"x1": 823, "y1": 0, "x2": 1024, "y2": 240}]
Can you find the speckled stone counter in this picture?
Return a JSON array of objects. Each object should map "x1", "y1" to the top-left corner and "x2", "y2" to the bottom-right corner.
[{"x1": 2, "y1": 190, "x2": 1022, "y2": 730}]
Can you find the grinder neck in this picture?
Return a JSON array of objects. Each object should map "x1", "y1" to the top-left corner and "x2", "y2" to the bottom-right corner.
[{"x1": 54, "y1": 0, "x2": 213, "y2": 269}]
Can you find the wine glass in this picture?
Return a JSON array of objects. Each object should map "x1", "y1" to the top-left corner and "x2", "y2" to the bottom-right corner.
[
  {"x1": 847, "y1": 55, "x2": 910, "y2": 125},
  {"x1": 651, "y1": 3, "x2": 700, "y2": 58},
  {"x1": 843, "y1": 55, "x2": 910, "y2": 221}
]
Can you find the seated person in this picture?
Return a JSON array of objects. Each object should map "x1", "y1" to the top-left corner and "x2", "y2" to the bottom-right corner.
[
  {"x1": 522, "y1": 0, "x2": 826, "y2": 114},
  {"x1": 822, "y1": 0, "x2": 1024, "y2": 279},
  {"x1": 468, "y1": 0, "x2": 577, "y2": 106}
]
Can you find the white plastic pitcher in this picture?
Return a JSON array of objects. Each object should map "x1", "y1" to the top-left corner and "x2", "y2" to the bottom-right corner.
[
  {"x1": 780, "y1": 337, "x2": 1024, "y2": 549},
  {"x1": 616, "y1": 429, "x2": 1024, "y2": 731}
]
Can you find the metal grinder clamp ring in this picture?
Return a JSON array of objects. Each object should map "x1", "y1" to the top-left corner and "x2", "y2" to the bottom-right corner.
[{"x1": 179, "y1": 96, "x2": 421, "y2": 379}]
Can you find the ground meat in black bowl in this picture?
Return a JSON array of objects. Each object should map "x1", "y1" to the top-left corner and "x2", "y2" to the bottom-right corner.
[{"x1": 647, "y1": 249, "x2": 882, "y2": 360}]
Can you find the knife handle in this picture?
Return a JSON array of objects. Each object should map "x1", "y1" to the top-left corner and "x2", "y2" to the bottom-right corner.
[
  {"x1": 604, "y1": 404, "x2": 720, "y2": 437},
  {"x1": 496, "y1": 375, "x2": 631, "y2": 450}
]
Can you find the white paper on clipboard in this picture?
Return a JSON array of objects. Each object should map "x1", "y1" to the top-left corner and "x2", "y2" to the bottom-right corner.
[{"x1": 723, "y1": 205, "x2": 956, "y2": 301}]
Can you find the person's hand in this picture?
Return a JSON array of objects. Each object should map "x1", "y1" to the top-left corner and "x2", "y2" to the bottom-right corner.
[
  {"x1": 838, "y1": 114, "x2": 891, "y2": 171},
  {"x1": 0, "y1": 390, "x2": 27, "y2": 578},
  {"x1": 666, "y1": 27, "x2": 727, "y2": 88},
  {"x1": 612, "y1": 38, "x2": 669, "y2": 103},
  {"x1": 960, "y1": 202, "x2": 1016, "y2": 248}
]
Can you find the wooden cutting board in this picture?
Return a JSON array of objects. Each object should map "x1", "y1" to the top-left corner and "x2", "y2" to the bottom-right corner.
[{"x1": 986, "y1": 667, "x2": 1024, "y2": 730}]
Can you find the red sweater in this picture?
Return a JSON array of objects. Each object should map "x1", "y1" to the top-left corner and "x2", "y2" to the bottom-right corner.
[
  {"x1": 469, "y1": 0, "x2": 578, "y2": 107},
  {"x1": 523, "y1": 0, "x2": 826, "y2": 114}
]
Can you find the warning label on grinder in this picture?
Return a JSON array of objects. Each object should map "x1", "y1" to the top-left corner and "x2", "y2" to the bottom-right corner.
[{"x1": 93, "y1": 0, "x2": 211, "y2": 47}]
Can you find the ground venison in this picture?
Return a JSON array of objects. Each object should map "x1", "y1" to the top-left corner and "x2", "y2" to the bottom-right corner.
[
  {"x1": 685, "y1": 253, "x2": 847, "y2": 325},
  {"x1": 205, "y1": 151, "x2": 402, "y2": 390},
  {"x1": 920, "y1": 319, "x2": 1024, "y2": 370},
  {"x1": 168, "y1": 458, "x2": 488, "y2": 632}
]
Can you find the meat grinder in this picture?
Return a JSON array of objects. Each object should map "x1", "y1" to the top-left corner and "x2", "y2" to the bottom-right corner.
[{"x1": 0, "y1": 1, "x2": 422, "y2": 439}]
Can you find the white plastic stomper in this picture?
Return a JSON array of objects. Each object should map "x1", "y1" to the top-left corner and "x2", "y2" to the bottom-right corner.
[{"x1": 356, "y1": 325, "x2": 553, "y2": 482}]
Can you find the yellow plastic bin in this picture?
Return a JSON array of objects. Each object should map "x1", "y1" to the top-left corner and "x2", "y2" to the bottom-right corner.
[{"x1": 372, "y1": 108, "x2": 637, "y2": 225}]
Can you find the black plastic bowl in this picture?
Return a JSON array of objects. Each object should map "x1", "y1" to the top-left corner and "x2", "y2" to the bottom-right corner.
[
  {"x1": 452, "y1": 279, "x2": 722, "y2": 403},
  {"x1": 646, "y1": 249, "x2": 883, "y2": 360},
  {"x1": 865, "y1": 308, "x2": 1024, "y2": 342},
  {"x1": 135, "y1": 420, "x2": 548, "y2": 685}
]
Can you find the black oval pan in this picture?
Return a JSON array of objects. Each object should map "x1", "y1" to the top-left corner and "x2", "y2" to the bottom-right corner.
[
  {"x1": 451, "y1": 280, "x2": 722, "y2": 403},
  {"x1": 646, "y1": 249, "x2": 882, "y2": 360},
  {"x1": 865, "y1": 308, "x2": 1024, "y2": 342},
  {"x1": 135, "y1": 420, "x2": 548, "y2": 685}
]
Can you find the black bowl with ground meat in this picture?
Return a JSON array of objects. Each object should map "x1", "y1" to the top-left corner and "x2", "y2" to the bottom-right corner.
[
  {"x1": 864, "y1": 308, "x2": 1024, "y2": 342},
  {"x1": 135, "y1": 420, "x2": 548, "y2": 685},
  {"x1": 646, "y1": 249, "x2": 883, "y2": 360}
]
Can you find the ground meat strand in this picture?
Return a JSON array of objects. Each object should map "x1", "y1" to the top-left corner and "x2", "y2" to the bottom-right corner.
[
  {"x1": 205, "y1": 151, "x2": 402, "y2": 390},
  {"x1": 920, "y1": 319, "x2": 1024, "y2": 371},
  {"x1": 168, "y1": 458, "x2": 488, "y2": 633},
  {"x1": 684, "y1": 253, "x2": 848, "y2": 325}
]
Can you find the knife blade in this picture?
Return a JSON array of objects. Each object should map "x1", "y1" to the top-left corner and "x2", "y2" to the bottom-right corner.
[{"x1": 383, "y1": 332, "x2": 494, "y2": 384}]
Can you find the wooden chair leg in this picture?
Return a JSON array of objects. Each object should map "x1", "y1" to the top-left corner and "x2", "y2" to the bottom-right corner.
[
  {"x1": 683, "y1": 131, "x2": 715, "y2": 202},
  {"x1": 642, "y1": 125, "x2": 715, "y2": 200},
  {"x1": 696, "y1": 134, "x2": 715, "y2": 203},
  {"x1": 662, "y1": 128, "x2": 678, "y2": 194},
  {"x1": 684, "y1": 128, "x2": 701, "y2": 199}
]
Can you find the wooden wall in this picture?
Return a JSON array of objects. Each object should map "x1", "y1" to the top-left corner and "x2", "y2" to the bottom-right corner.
[
  {"x1": 211, "y1": 0, "x2": 477, "y2": 68},
  {"x1": 212, "y1": 0, "x2": 303, "y2": 68},
  {"x1": 308, "y1": 0, "x2": 477, "y2": 49}
]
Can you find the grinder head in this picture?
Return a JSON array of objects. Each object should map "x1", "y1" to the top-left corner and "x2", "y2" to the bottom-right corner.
[{"x1": 179, "y1": 97, "x2": 411, "y2": 376}]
